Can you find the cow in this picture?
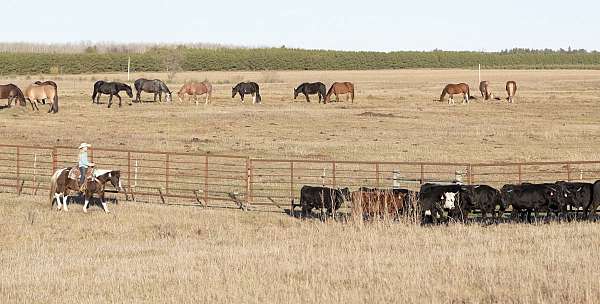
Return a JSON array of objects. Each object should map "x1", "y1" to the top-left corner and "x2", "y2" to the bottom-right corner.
[
  {"x1": 298, "y1": 185, "x2": 350, "y2": 218},
  {"x1": 500, "y1": 183, "x2": 564, "y2": 222},
  {"x1": 418, "y1": 183, "x2": 464, "y2": 223},
  {"x1": 556, "y1": 181, "x2": 600, "y2": 218},
  {"x1": 351, "y1": 188, "x2": 407, "y2": 220},
  {"x1": 450, "y1": 185, "x2": 505, "y2": 222}
]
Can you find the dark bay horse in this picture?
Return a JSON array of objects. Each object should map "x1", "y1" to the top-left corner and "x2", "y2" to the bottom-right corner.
[
  {"x1": 134, "y1": 78, "x2": 172, "y2": 103},
  {"x1": 178, "y1": 81, "x2": 213, "y2": 105},
  {"x1": 324, "y1": 82, "x2": 354, "y2": 103},
  {"x1": 294, "y1": 82, "x2": 326, "y2": 103},
  {"x1": 439, "y1": 83, "x2": 476, "y2": 104},
  {"x1": 24, "y1": 83, "x2": 59, "y2": 113},
  {"x1": 506, "y1": 81, "x2": 517, "y2": 103},
  {"x1": 92, "y1": 81, "x2": 133, "y2": 108},
  {"x1": 0, "y1": 84, "x2": 26, "y2": 107},
  {"x1": 479, "y1": 81, "x2": 501, "y2": 101},
  {"x1": 34, "y1": 81, "x2": 58, "y2": 104},
  {"x1": 232, "y1": 82, "x2": 261, "y2": 104}
]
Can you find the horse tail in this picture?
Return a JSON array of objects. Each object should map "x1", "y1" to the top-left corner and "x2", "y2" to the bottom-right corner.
[
  {"x1": 439, "y1": 87, "x2": 447, "y2": 102},
  {"x1": 92, "y1": 85, "x2": 98, "y2": 101},
  {"x1": 255, "y1": 85, "x2": 261, "y2": 103},
  {"x1": 350, "y1": 83, "x2": 355, "y2": 102},
  {"x1": 52, "y1": 93, "x2": 59, "y2": 113},
  {"x1": 49, "y1": 169, "x2": 60, "y2": 207},
  {"x1": 15, "y1": 86, "x2": 26, "y2": 106}
]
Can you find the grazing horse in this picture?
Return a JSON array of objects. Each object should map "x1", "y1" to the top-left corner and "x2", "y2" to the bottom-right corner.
[
  {"x1": 92, "y1": 81, "x2": 133, "y2": 108},
  {"x1": 0, "y1": 84, "x2": 26, "y2": 107},
  {"x1": 294, "y1": 82, "x2": 326, "y2": 103},
  {"x1": 439, "y1": 83, "x2": 475, "y2": 104},
  {"x1": 324, "y1": 82, "x2": 354, "y2": 103},
  {"x1": 34, "y1": 81, "x2": 58, "y2": 104},
  {"x1": 177, "y1": 81, "x2": 213, "y2": 105},
  {"x1": 134, "y1": 78, "x2": 172, "y2": 103},
  {"x1": 506, "y1": 81, "x2": 517, "y2": 103},
  {"x1": 24, "y1": 83, "x2": 59, "y2": 113},
  {"x1": 232, "y1": 82, "x2": 261, "y2": 104}
]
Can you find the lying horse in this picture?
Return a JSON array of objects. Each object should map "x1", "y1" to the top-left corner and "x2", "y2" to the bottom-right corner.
[
  {"x1": 439, "y1": 83, "x2": 476, "y2": 104},
  {"x1": 34, "y1": 81, "x2": 58, "y2": 104},
  {"x1": 0, "y1": 84, "x2": 26, "y2": 107},
  {"x1": 232, "y1": 82, "x2": 261, "y2": 104},
  {"x1": 178, "y1": 81, "x2": 213, "y2": 105},
  {"x1": 324, "y1": 82, "x2": 354, "y2": 103},
  {"x1": 50, "y1": 167, "x2": 122, "y2": 213},
  {"x1": 134, "y1": 78, "x2": 172, "y2": 103},
  {"x1": 24, "y1": 83, "x2": 59, "y2": 113},
  {"x1": 294, "y1": 82, "x2": 326, "y2": 103},
  {"x1": 506, "y1": 81, "x2": 517, "y2": 103},
  {"x1": 92, "y1": 81, "x2": 133, "y2": 108}
]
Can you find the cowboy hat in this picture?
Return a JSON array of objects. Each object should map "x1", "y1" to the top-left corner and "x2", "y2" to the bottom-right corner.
[{"x1": 78, "y1": 143, "x2": 91, "y2": 149}]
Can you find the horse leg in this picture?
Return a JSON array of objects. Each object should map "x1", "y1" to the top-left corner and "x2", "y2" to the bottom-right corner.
[
  {"x1": 107, "y1": 94, "x2": 113, "y2": 108},
  {"x1": 100, "y1": 194, "x2": 110, "y2": 213},
  {"x1": 96, "y1": 93, "x2": 102, "y2": 104},
  {"x1": 240, "y1": 94, "x2": 245, "y2": 104},
  {"x1": 153, "y1": 93, "x2": 157, "y2": 102},
  {"x1": 83, "y1": 195, "x2": 90, "y2": 213},
  {"x1": 305, "y1": 94, "x2": 310, "y2": 103},
  {"x1": 159, "y1": 92, "x2": 162, "y2": 102},
  {"x1": 116, "y1": 93, "x2": 122, "y2": 107},
  {"x1": 62, "y1": 195, "x2": 69, "y2": 212},
  {"x1": 335, "y1": 93, "x2": 339, "y2": 102},
  {"x1": 55, "y1": 193, "x2": 62, "y2": 210},
  {"x1": 252, "y1": 93, "x2": 256, "y2": 104},
  {"x1": 205, "y1": 94, "x2": 209, "y2": 105}
]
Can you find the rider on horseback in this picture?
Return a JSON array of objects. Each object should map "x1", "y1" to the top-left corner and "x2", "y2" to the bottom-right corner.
[{"x1": 78, "y1": 143, "x2": 92, "y2": 187}]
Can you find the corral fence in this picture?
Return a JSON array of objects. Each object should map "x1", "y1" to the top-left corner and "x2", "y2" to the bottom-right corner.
[{"x1": 2, "y1": 144, "x2": 600, "y2": 212}]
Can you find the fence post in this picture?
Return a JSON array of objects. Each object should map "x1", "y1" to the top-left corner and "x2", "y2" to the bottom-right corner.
[
  {"x1": 204, "y1": 155, "x2": 209, "y2": 205},
  {"x1": 517, "y1": 164, "x2": 522, "y2": 184},
  {"x1": 165, "y1": 153, "x2": 170, "y2": 195},
  {"x1": 246, "y1": 158, "x2": 252, "y2": 205},
  {"x1": 420, "y1": 164, "x2": 425, "y2": 184},
  {"x1": 290, "y1": 161, "x2": 294, "y2": 204},
  {"x1": 52, "y1": 147, "x2": 57, "y2": 173},
  {"x1": 332, "y1": 161, "x2": 337, "y2": 188},
  {"x1": 15, "y1": 146, "x2": 20, "y2": 193},
  {"x1": 566, "y1": 163, "x2": 572, "y2": 182},
  {"x1": 127, "y1": 151, "x2": 132, "y2": 199},
  {"x1": 375, "y1": 163, "x2": 380, "y2": 188},
  {"x1": 468, "y1": 164, "x2": 474, "y2": 184}
]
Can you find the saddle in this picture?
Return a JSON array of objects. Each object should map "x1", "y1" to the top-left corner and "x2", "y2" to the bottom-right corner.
[{"x1": 67, "y1": 167, "x2": 96, "y2": 189}]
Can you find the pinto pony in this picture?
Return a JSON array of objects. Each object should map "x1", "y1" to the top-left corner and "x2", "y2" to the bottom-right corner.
[
  {"x1": 50, "y1": 168, "x2": 122, "y2": 213},
  {"x1": 177, "y1": 81, "x2": 213, "y2": 105},
  {"x1": 24, "y1": 83, "x2": 59, "y2": 113},
  {"x1": 324, "y1": 82, "x2": 354, "y2": 103},
  {"x1": 439, "y1": 83, "x2": 475, "y2": 104},
  {"x1": 506, "y1": 81, "x2": 517, "y2": 103},
  {"x1": 0, "y1": 84, "x2": 26, "y2": 107}
]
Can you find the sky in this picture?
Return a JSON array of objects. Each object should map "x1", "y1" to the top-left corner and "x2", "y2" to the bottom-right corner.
[{"x1": 4, "y1": 0, "x2": 599, "y2": 52}]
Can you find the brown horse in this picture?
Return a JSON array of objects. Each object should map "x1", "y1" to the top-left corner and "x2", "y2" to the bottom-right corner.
[
  {"x1": 506, "y1": 81, "x2": 517, "y2": 103},
  {"x1": 439, "y1": 83, "x2": 476, "y2": 104},
  {"x1": 324, "y1": 82, "x2": 354, "y2": 103},
  {"x1": 24, "y1": 83, "x2": 59, "y2": 113},
  {"x1": 177, "y1": 81, "x2": 213, "y2": 105},
  {"x1": 479, "y1": 81, "x2": 501, "y2": 101},
  {"x1": 0, "y1": 84, "x2": 26, "y2": 107}
]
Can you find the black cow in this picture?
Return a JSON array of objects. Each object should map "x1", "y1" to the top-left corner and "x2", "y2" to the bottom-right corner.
[
  {"x1": 451, "y1": 185, "x2": 505, "y2": 222},
  {"x1": 556, "y1": 180, "x2": 600, "y2": 218},
  {"x1": 299, "y1": 186, "x2": 350, "y2": 217},
  {"x1": 500, "y1": 183, "x2": 563, "y2": 221},
  {"x1": 418, "y1": 183, "x2": 464, "y2": 223}
]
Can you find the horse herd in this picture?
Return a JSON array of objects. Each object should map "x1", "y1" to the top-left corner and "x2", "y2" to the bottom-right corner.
[
  {"x1": 296, "y1": 178, "x2": 600, "y2": 224},
  {"x1": 0, "y1": 77, "x2": 516, "y2": 113}
]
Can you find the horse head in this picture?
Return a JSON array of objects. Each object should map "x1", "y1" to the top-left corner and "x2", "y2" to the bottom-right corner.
[
  {"x1": 231, "y1": 86, "x2": 238, "y2": 98},
  {"x1": 293, "y1": 87, "x2": 299, "y2": 99},
  {"x1": 124, "y1": 85, "x2": 133, "y2": 98},
  {"x1": 107, "y1": 170, "x2": 123, "y2": 191},
  {"x1": 165, "y1": 92, "x2": 172, "y2": 102}
]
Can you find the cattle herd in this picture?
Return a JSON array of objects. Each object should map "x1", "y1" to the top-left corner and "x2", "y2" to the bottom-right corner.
[{"x1": 296, "y1": 180, "x2": 600, "y2": 224}]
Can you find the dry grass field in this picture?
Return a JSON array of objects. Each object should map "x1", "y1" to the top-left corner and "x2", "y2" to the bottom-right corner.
[{"x1": 1, "y1": 69, "x2": 600, "y2": 303}]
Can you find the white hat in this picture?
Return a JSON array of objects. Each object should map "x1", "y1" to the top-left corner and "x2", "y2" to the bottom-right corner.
[{"x1": 78, "y1": 143, "x2": 91, "y2": 149}]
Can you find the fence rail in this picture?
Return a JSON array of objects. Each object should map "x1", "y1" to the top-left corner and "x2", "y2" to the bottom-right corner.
[{"x1": 1, "y1": 144, "x2": 600, "y2": 211}]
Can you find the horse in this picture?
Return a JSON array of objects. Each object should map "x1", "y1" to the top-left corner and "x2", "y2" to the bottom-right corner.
[
  {"x1": 324, "y1": 82, "x2": 354, "y2": 103},
  {"x1": 34, "y1": 81, "x2": 58, "y2": 104},
  {"x1": 294, "y1": 82, "x2": 326, "y2": 103},
  {"x1": 438, "y1": 83, "x2": 476, "y2": 104},
  {"x1": 49, "y1": 167, "x2": 122, "y2": 213},
  {"x1": 134, "y1": 78, "x2": 172, "y2": 103},
  {"x1": 506, "y1": 81, "x2": 517, "y2": 103},
  {"x1": 23, "y1": 83, "x2": 59, "y2": 113},
  {"x1": 0, "y1": 84, "x2": 26, "y2": 107},
  {"x1": 232, "y1": 82, "x2": 261, "y2": 104},
  {"x1": 479, "y1": 81, "x2": 501, "y2": 101},
  {"x1": 92, "y1": 81, "x2": 133, "y2": 108},
  {"x1": 177, "y1": 81, "x2": 213, "y2": 105}
]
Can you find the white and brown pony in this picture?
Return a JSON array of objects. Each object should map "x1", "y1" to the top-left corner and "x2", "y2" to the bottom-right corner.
[
  {"x1": 24, "y1": 83, "x2": 58, "y2": 113},
  {"x1": 506, "y1": 81, "x2": 517, "y2": 103},
  {"x1": 177, "y1": 81, "x2": 213, "y2": 105},
  {"x1": 50, "y1": 168, "x2": 122, "y2": 213},
  {"x1": 439, "y1": 83, "x2": 476, "y2": 104},
  {"x1": 324, "y1": 82, "x2": 354, "y2": 103}
]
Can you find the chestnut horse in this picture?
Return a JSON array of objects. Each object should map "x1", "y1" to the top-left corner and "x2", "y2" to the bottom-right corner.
[
  {"x1": 439, "y1": 83, "x2": 475, "y2": 104},
  {"x1": 24, "y1": 83, "x2": 59, "y2": 113},
  {"x1": 0, "y1": 84, "x2": 26, "y2": 107},
  {"x1": 324, "y1": 82, "x2": 354, "y2": 103},
  {"x1": 479, "y1": 81, "x2": 501, "y2": 101},
  {"x1": 506, "y1": 81, "x2": 517, "y2": 103},
  {"x1": 178, "y1": 81, "x2": 213, "y2": 105}
]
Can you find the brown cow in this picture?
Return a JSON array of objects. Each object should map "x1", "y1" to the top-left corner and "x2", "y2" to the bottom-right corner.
[{"x1": 351, "y1": 189, "x2": 407, "y2": 220}]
